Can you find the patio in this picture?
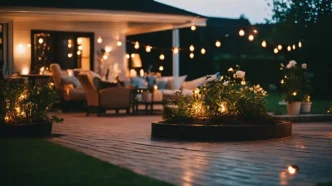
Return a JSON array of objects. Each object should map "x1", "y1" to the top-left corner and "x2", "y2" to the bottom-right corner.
[{"x1": 50, "y1": 113, "x2": 332, "y2": 186}]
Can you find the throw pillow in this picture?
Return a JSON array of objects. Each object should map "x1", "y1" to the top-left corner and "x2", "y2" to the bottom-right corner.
[
  {"x1": 61, "y1": 76, "x2": 82, "y2": 88},
  {"x1": 182, "y1": 76, "x2": 206, "y2": 90},
  {"x1": 156, "y1": 78, "x2": 168, "y2": 89},
  {"x1": 131, "y1": 77, "x2": 148, "y2": 88},
  {"x1": 167, "y1": 75, "x2": 187, "y2": 90},
  {"x1": 146, "y1": 76, "x2": 157, "y2": 88},
  {"x1": 93, "y1": 77, "x2": 118, "y2": 91}
]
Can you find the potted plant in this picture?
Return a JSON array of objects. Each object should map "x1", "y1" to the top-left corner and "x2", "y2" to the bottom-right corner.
[
  {"x1": 0, "y1": 79, "x2": 63, "y2": 137},
  {"x1": 280, "y1": 60, "x2": 309, "y2": 115},
  {"x1": 301, "y1": 94, "x2": 312, "y2": 113}
]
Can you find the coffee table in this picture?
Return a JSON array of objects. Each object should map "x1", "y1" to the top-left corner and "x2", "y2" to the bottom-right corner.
[{"x1": 132, "y1": 88, "x2": 164, "y2": 114}]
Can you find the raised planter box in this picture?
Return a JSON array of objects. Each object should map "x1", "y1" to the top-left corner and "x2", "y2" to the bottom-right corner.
[
  {"x1": 151, "y1": 121, "x2": 292, "y2": 141},
  {"x1": 0, "y1": 121, "x2": 52, "y2": 138}
]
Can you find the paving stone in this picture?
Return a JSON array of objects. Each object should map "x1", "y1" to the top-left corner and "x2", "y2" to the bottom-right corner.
[{"x1": 49, "y1": 113, "x2": 332, "y2": 186}]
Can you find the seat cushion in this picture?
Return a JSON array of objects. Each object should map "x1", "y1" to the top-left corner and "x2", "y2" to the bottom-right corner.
[
  {"x1": 182, "y1": 76, "x2": 206, "y2": 90},
  {"x1": 61, "y1": 76, "x2": 82, "y2": 88},
  {"x1": 166, "y1": 75, "x2": 187, "y2": 90},
  {"x1": 64, "y1": 88, "x2": 85, "y2": 101}
]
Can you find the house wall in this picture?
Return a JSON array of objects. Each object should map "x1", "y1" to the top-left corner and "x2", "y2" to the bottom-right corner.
[{"x1": 12, "y1": 20, "x2": 129, "y2": 79}]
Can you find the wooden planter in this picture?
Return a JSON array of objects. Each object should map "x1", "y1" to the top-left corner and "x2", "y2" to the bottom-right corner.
[
  {"x1": 0, "y1": 121, "x2": 52, "y2": 138},
  {"x1": 151, "y1": 121, "x2": 292, "y2": 141}
]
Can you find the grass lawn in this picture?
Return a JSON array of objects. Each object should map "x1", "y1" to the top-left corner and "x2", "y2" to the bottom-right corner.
[
  {"x1": 265, "y1": 92, "x2": 331, "y2": 114},
  {"x1": 0, "y1": 138, "x2": 172, "y2": 186}
]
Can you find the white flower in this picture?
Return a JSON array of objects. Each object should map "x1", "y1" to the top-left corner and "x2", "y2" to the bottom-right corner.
[
  {"x1": 223, "y1": 81, "x2": 229, "y2": 86},
  {"x1": 219, "y1": 76, "x2": 224, "y2": 81},
  {"x1": 249, "y1": 87, "x2": 254, "y2": 91},
  {"x1": 228, "y1": 68, "x2": 234, "y2": 72},
  {"x1": 302, "y1": 63, "x2": 307, "y2": 69},
  {"x1": 235, "y1": 70, "x2": 245, "y2": 79},
  {"x1": 289, "y1": 60, "x2": 297, "y2": 66},
  {"x1": 286, "y1": 64, "x2": 292, "y2": 69}
]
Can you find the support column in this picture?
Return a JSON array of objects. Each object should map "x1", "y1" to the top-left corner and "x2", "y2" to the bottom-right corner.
[{"x1": 172, "y1": 29, "x2": 179, "y2": 77}]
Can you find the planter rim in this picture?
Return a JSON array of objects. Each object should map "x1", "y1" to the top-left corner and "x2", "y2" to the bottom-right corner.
[
  {"x1": 2, "y1": 121, "x2": 51, "y2": 127},
  {"x1": 153, "y1": 121, "x2": 290, "y2": 127}
]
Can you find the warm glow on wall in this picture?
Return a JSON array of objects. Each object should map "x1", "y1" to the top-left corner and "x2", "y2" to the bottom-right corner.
[
  {"x1": 27, "y1": 44, "x2": 31, "y2": 48},
  {"x1": 97, "y1": 36, "x2": 103, "y2": 44},
  {"x1": 17, "y1": 44, "x2": 25, "y2": 54}
]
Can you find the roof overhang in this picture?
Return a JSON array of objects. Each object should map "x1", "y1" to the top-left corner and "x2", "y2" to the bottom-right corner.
[{"x1": 0, "y1": 7, "x2": 206, "y2": 26}]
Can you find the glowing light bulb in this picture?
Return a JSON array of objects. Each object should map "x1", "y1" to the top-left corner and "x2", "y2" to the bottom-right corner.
[
  {"x1": 191, "y1": 25, "x2": 196, "y2": 31},
  {"x1": 38, "y1": 38, "x2": 43, "y2": 44},
  {"x1": 281, "y1": 79, "x2": 285, "y2": 84},
  {"x1": 134, "y1": 42, "x2": 139, "y2": 49},
  {"x1": 248, "y1": 35, "x2": 254, "y2": 41},
  {"x1": 68, "y1": 53, "x2": 73, "y2": 58},
  {"x1": 288, "y1": 165, "x2": 298, "y2": 175},
  {"x1": 287, "y1": 46, "x2": 291, "y2": 51},
  {"x1": 159, "y1": 66, "x2": 164, "y2": 71},
  {"x1": 274, "y1": 48, "x2": 279, "y2": 54},
  {"x1": 159, "y1": 53, "x2": 165, "y2": 60},
  {"x1": 68, "y1": 43, "x2": 72, "y2": 48},
  {"x1": 239, "y1": 29, "x2": 245, "y2": 36},
  {"x1": 103, "y1": 55, "x2": 108, "y2": 60},
  {"x1": 190, "y1": 53, "x2": 194, "y2": 59},
  {"x1": 292, "y1": 44, "x2": 296, "y2": 50},
  {"x1": 215, "y1": 40, "x2": 221, "y2": 47},
  {"x1": 77, "y1": 38, "x2": 83, "y2": 44},
  {"x1": 105, "y1": 47, "x2": 112, "y2": 53},
  {"x1": 27, "y1": 44, "x2": 31, "y2": 48},
  {"x1": 201, "y1": 48, "x2": 206, "y2": 54},
  {"x1": 117, "y1": 41, "x2": 122, "y2": 46},
  {"x1": 131, "y1": 53, "x2": 135, "y2": 58},
  {"x1": 278, "y1": 45, "x2": 282, "y2": 50},
  {"x1": 298, "y1": 41, "x2": 302, "y2": 48},
  {"x1": 153, "y1": 85, "x2": 158, "y2": 90},
  {"x1": 189, "y1": 45, "x2": 195, "y2": 51},
  {"x1": 77, "y1": 51, "x2": 81, "y2": 55},
  {"x1": 126, "y1": 54, "x2": 130, "y2": 59},
  {"x1": 173, "y1": 47, "x2": 179, "y2": 54},
  {"x1": 145, "y1": 45, "x2": 152, "y2": 53},
  {"x1": 253, "y1": 29, "x2": 258, "y2": 34},
  {"x1": 97, "y1": 36, "x2": 102, "y2": 44},
  {"x1": 292, "y1": 92, "x2": 297, "y2": 96},
  {"x1": 78, "y1": 45, "x2": 83, "y2": 50},
  {"x1": 261, "y1": 40, "x2": 267, "y2": 48},
  {"x1": 241, "y1": 80, "x2": 246, "y2": 85}
]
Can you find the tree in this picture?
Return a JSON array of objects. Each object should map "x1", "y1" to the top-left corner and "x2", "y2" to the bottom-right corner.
[{"x1": 269, "y1": 0, "x2": 332, "y2": 98}]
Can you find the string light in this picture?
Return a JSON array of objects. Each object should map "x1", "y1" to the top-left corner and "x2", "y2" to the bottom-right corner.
[
  {"x1": 274, "y1": 48, "x2": 279, "y2": 54},
  {"x1": 287, "y1": 46, "x2": 291, "y2": 51},
  {"x1": 103, "y1": 55, "x2": 108, "y2": 60},
  {"x1": 248, "y1": 35, "x2": 254, "y2": 41},
  {"x1": 189, "y1": 45, "x2": 195, "y2": 51},
  {"x1": 173, "y1": 47, "x2": 179, "y2": 54},
  {"x1": 239, "y1": 29, "x2": 245, "y2": 36},
  {"x1": 159, "y1": 66, "x2": 164, "y2": 71},
  {"x1": 298, "y1": 41, "x2": 302, "y2": 48},
  {"x1": 117, "y1": 41, "x2": 122, "y2": 46},
  {"x1": 68, "y1": 53, "x2": 73, "y2": 58},
  {"x1": 77, "y1": 51, "x2": 81, "y2": 55},
  {"x1": 27, "y1": 44, "x2": 31, "y2": 48},
  {"x1": 68, "y1": 43, "x2": 72, "y2": 48},
  {"x1": 190, "y1": 53, "x2": 194, "y2": 59},
  {"x1": 261, "y1": 40, "x2": 267, "y2": 48},
  {"x1": 78, "y1": 45, "x2": 83, "y2": 50},
  {"x1": 201, "y1": 48, "x2": 206, "y2": 54},
  {"x1": 292, "y1": 91, "x2": 297, "y2": 96},
  {"x1": 159, "y1": 53, "x2": 165, "y2": 60},
  {"x1": 134, "y1": 42, "x2": 140, "y2": 49},
  {"x1": 97, "y1": 36, "x2": 102, "y2": 44},
  {"x1": 126, "y1": 54, "x2": 130, "y2": 59},
  {"x1": 38, "y1": 38, "x2": 43, "y2": 44},
  {"x1": 278, "y1": 45, "x2": 282, "y2": 50},
  {"x1": 131, "y1": 53, "x2": 135, "y2": 58},
  {"x1": 77, "y1": 38, "x2": 83, "y2": 44},
  {"x1": 292, "y1": 44, "x2": 296, "y2": 50},
  {"x1": 215, "y1": 40, "x2": 221, "y2": 47},
  {"x1": 191, "y1": 25, "x2": 196, "y2": 31},
  {"x1": 105, "y1": 47, "x2": 112, "y2": 53},
  {"x1": 253, "y1": 29, "x2": 258, "y2": 34},
  {"x1": 145, "y1": 45, "x2": 152, "y2": 53}
]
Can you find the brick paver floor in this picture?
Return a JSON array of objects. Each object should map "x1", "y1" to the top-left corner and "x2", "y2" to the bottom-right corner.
[{"x1": 49, "y1": 113, "x2": 332, "y2": 186}]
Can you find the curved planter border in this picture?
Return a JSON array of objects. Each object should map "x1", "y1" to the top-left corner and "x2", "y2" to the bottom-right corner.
[
  {"x1": 0, "y1": 121, "x2": 52, "y2": 138},
  {"x1": 151, "y1": 121, "x2": 292, "y2": 141}
]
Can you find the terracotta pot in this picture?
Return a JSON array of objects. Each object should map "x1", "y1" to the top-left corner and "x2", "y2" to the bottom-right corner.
[
  {"x1": 287, "y1": 102, "x2": 302, "y2": 115},
  {"x1": 301, "y1": 102, "x2": 312, "y2": 113}
]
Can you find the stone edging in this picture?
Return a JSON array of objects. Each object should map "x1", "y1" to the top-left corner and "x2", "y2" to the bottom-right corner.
[{"x1": 272, "y1": 114, "x2": 332, "y2": 122}]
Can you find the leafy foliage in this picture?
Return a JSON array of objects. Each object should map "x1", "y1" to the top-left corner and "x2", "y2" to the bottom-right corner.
[
  {"x1": 2, "y1": 80, "x2": 63, "y2": 125},
  {"x1": 164, "y1": 66, "x2": 275, "y2": 125}
]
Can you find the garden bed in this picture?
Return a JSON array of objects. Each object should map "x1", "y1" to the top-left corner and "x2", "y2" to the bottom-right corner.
[
  {"x1": 0, "y1": 121, "x2": 52, "y2": 138},
  {"x1": 151, "y1": 121, "x2": 292, "y2": 141}
]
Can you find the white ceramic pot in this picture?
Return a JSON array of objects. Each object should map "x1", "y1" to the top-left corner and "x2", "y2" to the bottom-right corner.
[
  {"x1": 287, "y1": 102, "x2": 302, "y2": 115},
  {"x1": 301, "y1": 102, "x2": 312, "y2": 113}
]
